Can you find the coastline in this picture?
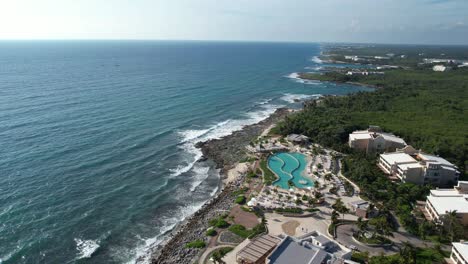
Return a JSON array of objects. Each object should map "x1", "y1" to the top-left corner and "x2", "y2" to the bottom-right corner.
[{"x1": 148, "y1": 108, "x2": 291, "y2": 264}]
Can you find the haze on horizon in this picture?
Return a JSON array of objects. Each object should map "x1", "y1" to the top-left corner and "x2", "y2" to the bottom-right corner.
[{"x1": 1, "y1": 0, "x2": 467, "y2": 45}]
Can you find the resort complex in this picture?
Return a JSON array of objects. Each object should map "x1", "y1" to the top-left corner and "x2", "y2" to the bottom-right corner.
[
  {"x1": 348, "y1": 126, "x2": 407, "y2": 154},
  {"x1": 378, "y1": 145, "x2": 460, "y2": 186},
  {"x1": 424, "y1": 181, "x2": 468, "y2": 226}
]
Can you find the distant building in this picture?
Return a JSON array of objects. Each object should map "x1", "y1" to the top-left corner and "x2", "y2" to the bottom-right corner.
[
  {"x1": 424, "y1": 181, "x2": 468, "y2": 227},
  {"x1": 374, "y1": 56, "x2": 390, "y2": 60},
  {"x1": 348, "y1": 126, "x2": 407, "y2": 154},
  {"x1": 378, "y1": 145, "x2": 460, "y2": 186},
  {"x1": 266, "y1": 232, "x2": 352, "y2": 264},
  {"x1": 433, "y1": 65, "x2": 449, "y2": 72},
  {"x1": 450, "y1": 241, "x2": 468, "y2": 264},
  {"x1": 236, "y1": 235, "x2": 281, "y2": 264}
]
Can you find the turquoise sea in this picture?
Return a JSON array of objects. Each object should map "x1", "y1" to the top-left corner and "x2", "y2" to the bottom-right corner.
[{"x1": 0, "y1": 41, "x2": 370, "y2": 263}]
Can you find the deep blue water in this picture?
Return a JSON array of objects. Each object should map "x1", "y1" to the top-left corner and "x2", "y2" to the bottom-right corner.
[{"x1": 0, "y1": 41, "x2": 370, "y2": 263}]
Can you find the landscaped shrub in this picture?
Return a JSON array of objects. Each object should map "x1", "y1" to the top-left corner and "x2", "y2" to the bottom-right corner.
[
  {"x1": 185, "y1": 239, "x2": 206, "y2": 248},
  {"x1": 209, "y1": 216, "x2": 230, "y2": 228},
  {"x1": 228, "y1": 224, "x2": 251, "y2": 238},
  {"x1": 206, "y1": 228, "x2": 217, "y2": 236},
  {"x1": 235, "y1": 195, "x2": 246, "y2": 204}
]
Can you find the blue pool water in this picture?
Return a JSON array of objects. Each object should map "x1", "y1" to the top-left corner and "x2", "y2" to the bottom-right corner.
[{"x1": 268, "y1": 153, "x2": 313, "y2": 189}]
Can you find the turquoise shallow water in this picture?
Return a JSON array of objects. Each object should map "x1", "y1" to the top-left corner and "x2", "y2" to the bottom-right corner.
[
  {"x1": 268, "y1": 152, "x2": 313, "y2": 189},
  {"x1": 0, "y1": 41, "x2": 370, "y2": 263}
]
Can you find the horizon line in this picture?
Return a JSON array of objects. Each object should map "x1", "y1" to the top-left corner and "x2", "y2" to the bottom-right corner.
[{"x1": 0, "y1": 39, "x2": 467, "y2": 46}]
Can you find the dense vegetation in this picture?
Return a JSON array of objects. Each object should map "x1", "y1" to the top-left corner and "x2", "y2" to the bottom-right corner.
[{"x1": 275, "y1": 68, "x2": 468, "y2": 177}]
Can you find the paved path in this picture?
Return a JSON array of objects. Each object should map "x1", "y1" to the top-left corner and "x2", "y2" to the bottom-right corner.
[
  {"x1": 335, "y1": 224, "x2": 399, "y2": 255},
  {"x1": 336, "y1": 223, "x2": 451, "y2": 255},
  {"x1": 199, "y1": 245, "x2": 232, "y2": 264}
]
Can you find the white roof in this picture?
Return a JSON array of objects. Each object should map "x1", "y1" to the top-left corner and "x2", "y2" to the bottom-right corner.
[
  {"x1": 379, "y1": 133, "x2": 406, "y2": 145},
  {"x1": 349, "y1": 133, "x2": 372, "y2": 140},
  {"x1": 397, "y1": 163, "x2": 423, "y2": 170},
  {"x1": 430, "y1": 189, "x2": 460, "y2": 197},
  {"x1": 418, "y1": 153, "x2": 456, "y2": 167},
  {"x1": 380, "y1": 153, "x2": 416, "y2": 165},
  {"x1": 427, "y1": 194, "x2": 468, "y2": 215},
  {"x1": 453, "y1": 242, "x2": 468, "y2": 260}
]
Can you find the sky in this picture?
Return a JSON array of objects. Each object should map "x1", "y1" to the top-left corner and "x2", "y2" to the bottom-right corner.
[{"x1": 0, "y1": 0, "x2": 467, "y2": 45}]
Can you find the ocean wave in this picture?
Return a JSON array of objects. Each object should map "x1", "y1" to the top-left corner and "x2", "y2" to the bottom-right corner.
[
  {"x1": 75, "y1": 238, "x2": 100, "y2": 259},
  {"x1": 284, "y1": 72, "x2": 321, "y2": 85},
  {"x1": 130, "y1": 202, "x2": 207, "y2": 264},
  {"x1": 189, "y1": 165, "x2": 211, "y2": 192},
  {"x1": 173, "y1": 103, "x2": 282, "y2": 180},
  {"x1": 311, "y1": 56, "x2": 323, "y2": 64},
  {"x1": 280, "y1": 93, "x2": 322, "y2": 104},
  {"x1": 304, "y1": 66, "x2": 323, "y2": 71}
]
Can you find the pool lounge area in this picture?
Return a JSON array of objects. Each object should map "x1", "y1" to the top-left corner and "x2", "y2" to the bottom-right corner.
[{"x1": 268, "y1": 152, "x2": 313, "y2": 189}]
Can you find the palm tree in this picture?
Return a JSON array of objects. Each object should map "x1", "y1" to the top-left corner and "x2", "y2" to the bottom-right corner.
[
  {"x1": 356, "y1": 217, "x2": 368, "y2": 239},
  {"x1": 399, "y1": 241, "x2": 416, "y2": 264},
  {"x1": 370, "y1": 216, "x2": 393, "y2": 241},
  {"x1": 440, "y1": 210, "x2": 464, "y2": 242},
  {"x1": 332, "y1": 198, "x2": 349, "y2": 220},
  {"x1": 331, "y1": 210, "x2": 339, "y2": 224}
]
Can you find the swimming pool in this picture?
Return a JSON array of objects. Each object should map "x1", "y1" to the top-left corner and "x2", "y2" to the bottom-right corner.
[{"x1": 268, "y1": 152, "x2": 314, "y2": 189}]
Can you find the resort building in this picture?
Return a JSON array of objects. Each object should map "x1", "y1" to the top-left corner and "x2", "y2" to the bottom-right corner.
[
  {"x1": 236, "y1": 235, "x2": 281, "y2": 264},
  {"x1": 424, "y1": 181, "x2": 468, "y2": 226},
  {"x1": 287, "y1": 134, "x2": 310, "y2": 145},
  {"x1": 348, "y1": 126, "x2": 407, "y2": 153},
  {"x1": 450, "y1": 241, "x2": 468, "y2": 264},
  {"x1": 266, "y1": 232, "x2": 351, "y2": 264},
  {"x1": 378, "y1": 145, "x2": 460, "y2": 186}
]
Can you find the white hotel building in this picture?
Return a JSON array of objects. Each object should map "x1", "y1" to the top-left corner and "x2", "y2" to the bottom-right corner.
[
  {"x1": 424, "y1": 181, "x2": 468, "y2": 226},
  {"x1": 378, "y1": 146, "x2": 460, "y2": 187}
]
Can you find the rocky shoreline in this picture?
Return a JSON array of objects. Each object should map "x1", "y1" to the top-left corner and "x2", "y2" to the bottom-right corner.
[
  {"x1": 149, "y1": 108, "x2": 291, "y2": 264},
  {"x1": 196, "y1": 108, "x2": 290, "y2": 172}
]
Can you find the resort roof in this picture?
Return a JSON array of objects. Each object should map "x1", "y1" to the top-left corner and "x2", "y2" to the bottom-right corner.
[
  {"x1": 268, "y1": 237, "x2": 328, "y2": 264},
  {"x1": 380, "y1": 152, "x2": 416, "y2": 165},
  {"x1": 397, "y1": 163, "x2": 424, "y2": 170},
  {"x1": 453, "y1": 242, "x2": 468, "y2": 260},
  {"x1": 237, "y1": 235, "x2": 280, "y2": 263},
  {"x1": 313, "y1": 235, "x2": 333, "y2": 246},
  {"x1": 427, "y1": 193, "x2": 468, "y2": 215},
  {"x1": 418, "y1": 153, "x2": 456, "y2": 167},
  {"x1": 379, "y1": 132, "x2": 407, "y2": 145},
  {"x1": 287, "y1": 134, "x2": 309, "y2": 142},
  {"x1": 349, "y1": 133, "x2": 372, "y2": 140}
]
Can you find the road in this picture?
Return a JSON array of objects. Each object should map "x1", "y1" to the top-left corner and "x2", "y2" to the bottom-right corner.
[{"x1": 335, "y1": 223, "x2": 451, "y2": 255}]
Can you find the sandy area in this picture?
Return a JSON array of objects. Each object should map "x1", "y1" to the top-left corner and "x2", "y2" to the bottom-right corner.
[
  {"x1": 225, "y1": 162, "x2": 249, "y2": 184},
  {"x1": 281, "y1": 220, "x2": 300, "y2": 236}
]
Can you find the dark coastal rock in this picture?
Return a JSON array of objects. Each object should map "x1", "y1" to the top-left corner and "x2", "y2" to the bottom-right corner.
[
  {"x1": 149, "y1": 108, "x2": 290, "y2": 264},
  {"x1": 196, "y1": 108, "x2": 290, "y2": 170}
]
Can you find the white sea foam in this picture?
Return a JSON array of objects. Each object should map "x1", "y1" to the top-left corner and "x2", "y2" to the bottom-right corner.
[
  {"x1": 284, "y1": 72, "x2": 321, "y2": 85},
  {"x1": 304, "y1": 66, "x2": 323, "y2": 71},
  {"x1": 189, "y1": 165, "x2": 210, "y2": 192},
  {"x1": 311, "y1": 56, "x2": 323, "y2": 64},
  {"x1": 75, "y1": 238, "x2": 100, "y2": 259},
  {"x1": 129, "y1": 202, "x2": 207, "y2": 264},
  {"x1": 173, "y1": 103, "x2": 282, "y2": 180},
  {"x1": 280, "y1": 93, "x2": 322, "y2": 103}
]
